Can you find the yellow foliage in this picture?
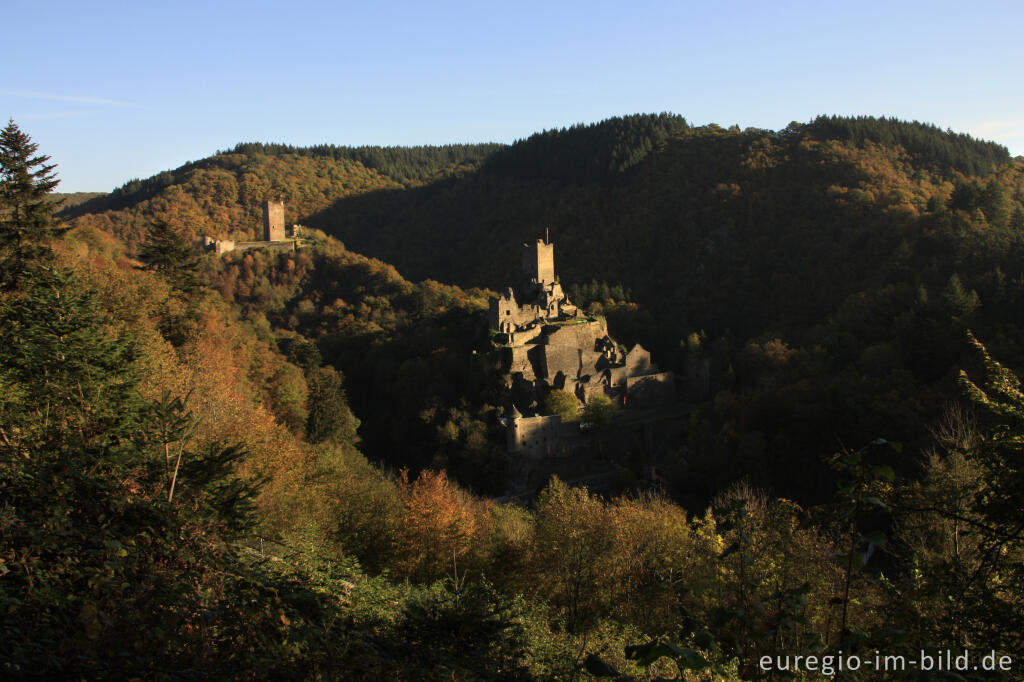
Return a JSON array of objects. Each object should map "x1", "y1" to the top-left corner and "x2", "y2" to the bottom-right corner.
[{"x1": 391, "y1": 468, "x2": 480, "y2": 582}]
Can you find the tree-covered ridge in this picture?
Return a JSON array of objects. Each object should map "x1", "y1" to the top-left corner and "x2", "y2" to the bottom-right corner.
[
  {"x1": 312, "y1": 119, "x2": 1023, "y2": 330},
  {"x1": 61, "y1": 141, "x2": 503, "y2": 235},
  {"x1": 230, "y1": 140, "x2": 506, "y2": 186},
  {"x1": 51, "y1": 113, "x2": 1024, "y2": 506},
  {"x1": 803, "y1": 114, "x2": 1011, "y2": 177},
  {"x1": 482, "y1": 112, "x2": 691, "y2": 182},
  {"x1": 303, "y1": 118, "x2": 1024, "y2": 506},
  {"x1": 48, "y1": 191, "x2": 104, "y2": 208},
  {"x1": 62, "y1": 151, "x2": 404, "y2": 250}
]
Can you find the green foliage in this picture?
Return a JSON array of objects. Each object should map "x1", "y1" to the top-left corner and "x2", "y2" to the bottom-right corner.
[
  {"x1": 305, "y1": 365, "x2": 359, "y2": 445},
  {"x1": 267, "y1": 361, "x2": 308, "y2": 435},
  {"x1": 544, "y1": 388, "x2": 580, "y2": 421},
  {"x1": 138, "y1": 218, "x2": 200, "y2": 293},
  {"x1": 805, "y1": 114, "x2": 1010, "y2": 177},
  {"x1": 360, "y1": 579, "x2": 530, "y2": 679},
  {"x1": 230, "y1": 140, "x2": 504, "y2": 186},
  {"x1": 531, "y1": 477, "x2": 617, "y2": 633},
  {"x1": 568, "y1": 279, "x2": 633, "y2": 309},
  {"x1": 0, "y1": 119, "x2": 62, "y2": 287},
  {"x1": 483, "y1": 112, "x2": 689, "y2": 182},
  {"x1": 306, "y1": 442, "x2": 399, "y2": 571},
  {"x1": 941, "y1": 334, "x2": 1024, "y2": 649},
  {"x1": 0, "y1": 268, "x2": 143, "y2": 454},
  {"x1": 582, "y1": 393, "x2": 615, "y2": 430}
]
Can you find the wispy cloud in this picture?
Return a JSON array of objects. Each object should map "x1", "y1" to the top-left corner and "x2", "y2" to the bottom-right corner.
[
  {"x1": 0, "y1": 90, "x2": 133, "y2": 107},
  {"x1": 20, "y1": 110, "x2": 94, "y2": 121}
]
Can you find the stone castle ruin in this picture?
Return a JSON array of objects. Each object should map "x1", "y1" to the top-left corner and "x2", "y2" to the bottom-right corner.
[
  {"x1": 203, "y1": 200, "x2": 299, "y2": 256},
  {"x1": 494, "y1": 237, "x2": 674, "y2": 457},
  {"x1": 264, "y1": 200, "x2": 286, "y2": 241}
]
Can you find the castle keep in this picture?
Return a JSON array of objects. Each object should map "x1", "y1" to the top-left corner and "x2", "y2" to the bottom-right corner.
[
  {"x1": 493, "y1": 237, "x2": 674, "y2": 456},
  {"x1": 264, "y1": 200, "x2": 286, "y2": 241},
  {"x1": 203, "y1": 200, "x2": 299, "y2": 255}
]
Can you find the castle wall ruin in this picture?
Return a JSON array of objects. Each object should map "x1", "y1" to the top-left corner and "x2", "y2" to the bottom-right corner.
[{"x1": 507, "y1": 414, "x2": 580, "y2": 457}]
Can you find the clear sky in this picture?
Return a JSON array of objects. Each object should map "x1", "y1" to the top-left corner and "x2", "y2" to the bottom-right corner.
[{"x1": 5, "y1": 0, "x2": 1023, "y2": 192}]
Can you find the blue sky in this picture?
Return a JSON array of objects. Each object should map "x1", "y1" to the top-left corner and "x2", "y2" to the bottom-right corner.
[{"x1": 5, "y1": 0, "x2": 1023, "y2": 192}]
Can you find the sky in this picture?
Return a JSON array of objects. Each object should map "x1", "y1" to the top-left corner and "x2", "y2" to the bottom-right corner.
[{"x1": 4, "y1": 0, "x2": 1023, "y2": 192}]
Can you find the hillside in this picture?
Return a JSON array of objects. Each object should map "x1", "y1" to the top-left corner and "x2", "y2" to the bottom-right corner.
[
  {"x1": 7, "y1": 115, "x2": 1024, "y2": 677},
  {"x1": 292, "y1": 114, "x2": 1022, "y2": 499},
  {"x1": 61, "y1": 113, "x2": 1024, "y2": 503},
  {"x1": 60, "y1": 142, "x2": 502, "y2": 251},
  {"x1": 308, "y1": 115, "x2": 1019, "y2": 343}
]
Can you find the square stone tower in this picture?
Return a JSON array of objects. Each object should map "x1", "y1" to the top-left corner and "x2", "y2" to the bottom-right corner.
[
  {"x1": 522, "y1": 238, "x2": 555, "y2": 288},
  {"x1": 263, "y1": 200, "x2": 285, "y2": 241}
]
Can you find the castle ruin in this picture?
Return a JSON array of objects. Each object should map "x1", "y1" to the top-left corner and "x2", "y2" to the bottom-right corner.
[
  {"x1": 203, "y1": 200, "x2": 298, "y2": 255},
  {"x1": 264, "y1": 200, "x2": 286, "y2": 241},
  {"x1": 494, "y1": 236, "x2": 674, "y2": 457}
]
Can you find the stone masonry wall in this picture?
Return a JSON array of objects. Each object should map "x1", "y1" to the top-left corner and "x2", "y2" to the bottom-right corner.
[{"x1": 264, "y1": 200, "x2": 286, "y2": 241}]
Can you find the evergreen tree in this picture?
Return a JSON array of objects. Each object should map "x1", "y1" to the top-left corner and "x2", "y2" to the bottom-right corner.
[
  {"x1": 0, "y1": 119, "x2": 61, "y2": 287},
  {"x1": 306, "y1": 366, "x2": 360, "y2": 445},
  {"x1": 0, "y1": 268, "x2": 142, "y2": 456},
  {"x1": 941, "y1": 273, "x2": 980, "y2": 318},
  {"x1": 139, "y1": 219, "x2": 200, "y2": 293}
]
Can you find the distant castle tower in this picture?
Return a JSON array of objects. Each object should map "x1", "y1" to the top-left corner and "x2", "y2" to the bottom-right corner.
[
  {"x1": 264, "y1": 200, "x2": 285, "y2": 241},
  {"x1": 522, "y1": 236, "x2": 554, "y2": 289}
]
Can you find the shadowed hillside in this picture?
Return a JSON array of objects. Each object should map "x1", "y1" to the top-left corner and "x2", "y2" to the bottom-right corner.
[{"x1": 60, "y1": 113, "x2": 1024, "y2": 502}]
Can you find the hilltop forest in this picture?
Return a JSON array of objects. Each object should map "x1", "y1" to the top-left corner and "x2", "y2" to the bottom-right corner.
[{"x1": 3, "y1": 114, "x2": 1024, "y2": 678}]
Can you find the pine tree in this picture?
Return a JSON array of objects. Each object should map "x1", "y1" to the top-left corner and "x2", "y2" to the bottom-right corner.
[
  {"x1": 0, "y1": 119, "x2": 62, "y2": 287},
  {"x1": 306, "y1": 366, "x2": 360, "y2": 445},
  {"x1": 0, "y1": 267, "x2": 142, "y2": 455},
  {"x1": 139, "y1": 219, "x2": 200, "y2": 293}
]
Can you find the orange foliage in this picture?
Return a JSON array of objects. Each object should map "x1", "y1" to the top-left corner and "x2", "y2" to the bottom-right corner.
[{"x1": 391, "y1": 468, "x2": 480, "y2": 582}]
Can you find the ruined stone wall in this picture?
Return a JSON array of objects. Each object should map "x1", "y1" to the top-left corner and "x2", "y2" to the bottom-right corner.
[
  {"x1": 508, "y1": 414, "x2": 577, "y2": 457},
  {"x1": 543, "y1": 320, "x2": 606, "y2": 350},
  {"x1": 509, "y1": 345, "x2": 536, "y2": 379},
  {"x1": 540, "y1": 344, "x2": 580, "y2": 383},
  {"x1": 578, "y1": 349, "x2": 603, "y2": 379},
  {"x1": 490, "y1": 292, "x2": 542, "y2": 333},
  {"x1": 233, "y1": 240, "x2": 295, "y2": 254},
  {"x1": 606, "y1": 366, "x2": 628, "y2": 388},
  {"x1": 510, "y1": 325, "x2": 542, "y2": 346}
]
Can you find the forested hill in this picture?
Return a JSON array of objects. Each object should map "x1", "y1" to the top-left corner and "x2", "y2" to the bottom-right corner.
[
  {"x1": 60, "y1": 113, "x2": 1024, "y2": 500},
  {"x1": 306, "y1": 114, "x2": 1018, "y2": 342},
  {"x1": 60, "y1": 141, "x2": 503, "y2": 251},
  {"x1": 294, "y1": 113, "x2": 1022, "y2": 500}
]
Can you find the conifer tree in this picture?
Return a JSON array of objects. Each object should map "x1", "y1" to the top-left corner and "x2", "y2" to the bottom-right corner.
[
  {"x1": 0, "y1": 119, "x2": 61, "y2": 287},
  {"x1": 139, "y1": 219, "x2": 200, "y2": 293},
  {"x1": 306, "y1": 366, "x2": 360, "y2": 445},
  {"x1": 0, "y1": 268, "x2": 141, "y2": 455}
]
